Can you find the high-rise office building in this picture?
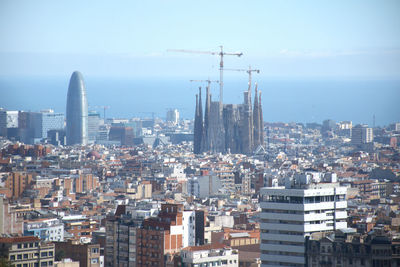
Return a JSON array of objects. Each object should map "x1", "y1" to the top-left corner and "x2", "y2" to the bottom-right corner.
[
  {"x1": 66, "y1": 71, "x2": 88, "y2": 145},
  {"x1": 351, "y1": 124, "x2": 373, "y2": 145},
  {"x1": 88, "y1": 111, "x2": 100, "y2": 143},
  {"x1": 260, "y1": 172, "x2": 347, "y2": 267},
  {"x1": 18, "y1": 111, "x2": 42, "y2": 144},
  {"x1": 166, "y1": 109, "x2": 180, "y2": 125},
  {"x1": 41, "y1": 109, "x2": 64, "y2": 139},
  {"x1": 0, "y1": 109, "x2": 19, "y2": 137}
]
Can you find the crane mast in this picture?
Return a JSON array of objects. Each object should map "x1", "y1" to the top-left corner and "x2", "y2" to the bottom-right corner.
[
  {"x1": 225, "y1": 65, "x2": 260, "y2": 90},
  {"x1": 168, "y1": 46, "x2": 243, "y2": 106}
]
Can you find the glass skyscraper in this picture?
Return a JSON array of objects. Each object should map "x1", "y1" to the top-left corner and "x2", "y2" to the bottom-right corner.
[
  {"x1": 41, "y1": 109, "x2": 64, "y2": 139},
  {"x1": 66, "y1": 71, "x2": 88, "y2": 145}
]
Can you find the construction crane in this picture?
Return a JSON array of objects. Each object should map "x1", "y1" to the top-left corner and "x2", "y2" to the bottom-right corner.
[
  {"x1": 168, "y1": 46, "x2": 243, "y2": 106},
  {"x1": 225, "y1": 66, "x2": 260, "y2": 89},
  {"x1": 189, "y1": 79, "x2": 219, "y2": 91}
]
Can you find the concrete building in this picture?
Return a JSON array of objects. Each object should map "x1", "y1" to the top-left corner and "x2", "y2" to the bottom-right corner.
[
  {"x1": 186, "y1": 175, "x2": 223, "y2": 199},
  {"x1": 0, "y1": 109, "x2": 18, "y2": 137},
  {"x1": 351, "y1": 124, "x2": 373, "y2": 145},
  {"x1": 306, "y1": 229, "x2": 400, "y2": 267},
  {"x1": 166, "y1": 109, "x2": 179, "y2": 125},
  {"x1": 66, "y1": 71, "x2": 88, "y2": 146},
  {"x1": 180, "y1": 243, "x2": 239, "y2": 267},
  {"x1": 55, "y1": 241, "x2": 101, "y2": 267},
  {"x1": 260, "y1": 172, "x2": 348, "y2": 267},
  {"x1": 0, "y1": 197, "x2": 25, "y2": 235},
  {"x1": 182, "y1": 210, "x2": 196, "y2": 248},
  {"x1": 0, "y1": 236, "x2": 55, "y2": 267},
  {"x1": 105, "y1": 207, "x2": 137, "y2": 267},
  {"x1": 24, "y1": 218, "x2": 64, "y2": 242},
  {"x1": 18, "y1": 111, "x2": 42, "y2": 144}
]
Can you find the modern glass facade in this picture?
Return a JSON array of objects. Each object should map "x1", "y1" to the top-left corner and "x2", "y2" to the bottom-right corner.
[
  {"x1": 66, "y1": 71, "x2": 88, "y2": 145},
  {"x1": 42, "y1": 110, "x2": 64, "y2": 139}
]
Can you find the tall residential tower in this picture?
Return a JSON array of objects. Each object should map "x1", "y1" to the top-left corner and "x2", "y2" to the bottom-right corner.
[
  {"x1": 66, "y1": 71, "x2": 88, "y2": 145},
  {"x1": 260, "y1": 172, "x2": 347, "y2": 267}
]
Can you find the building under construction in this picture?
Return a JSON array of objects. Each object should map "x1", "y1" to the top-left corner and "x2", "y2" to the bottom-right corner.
[{"x1": 194, "y1": 83, "x2": 264, "y2": 155}]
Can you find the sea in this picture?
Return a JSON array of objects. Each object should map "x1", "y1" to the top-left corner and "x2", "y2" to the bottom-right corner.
[{"x1": 0, "y1": 75, "x2": 399, "y2": 127}]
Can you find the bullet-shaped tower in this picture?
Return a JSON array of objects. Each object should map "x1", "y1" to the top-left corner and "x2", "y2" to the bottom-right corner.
[{"x1": 66, "y1": 71, "x2": 88, "y2": 145}]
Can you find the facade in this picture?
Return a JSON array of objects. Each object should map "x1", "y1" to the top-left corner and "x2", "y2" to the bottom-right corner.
[
  {"x1": 3, "y1": 172, "x2": 35, "y2": 199},
  {"x1": 62, "y1": 216, "x2": 100, "y2": 242},
  {"x1": 41, "y1": 110, "x2": 65, "y2": 139},
  {"x1": 180, "y1": 243, "x2": 239, "y2": 267},
  {"x1": 55, "y1": 241, "x2": 101, "y2": 267},
  {"x1": 194, "y1": 83, "x2": 264, "y2": 155},
  {"x1": 0, "y1": 197, "x2": 25, "y2": 235},
  {"x1": 0, "y1": 236, "x2": 55, "y2": 267},
  {"x1": 136, "y1": 203, "x2": 185, "y2": 266},
  {"x1": 88, "y1": 111, "x2": 100, "y2": 143},
  {"x1": 260, "y1": 172, "x2": 348, "y2": 267},
  {"x1": 24, "y1": 218, "x2": 64, "y2": 242},
  {"x1": 306, "y1": 230, "x2": 400, "y2": 267},
  {"x1": 0, "y1": 110, "x2": 18, "y2": 137},
  {"x1": 66, "y1": 71, "x2": 88, "y2": 145},
  {"x1": 166, "y1": 109, "x2": 179, "y2": 125},
  {"x1": 18, "y1": 111, "x2": 42, "y2": 144},
  {"x1": 105, "y1": 213, "x2": 137, "y2": 267},
  {"x1": 182, "y1": 210, "x2": 196, "y2": 248},
  {"x1": 351, "y1": 124, "x2": 373, "y2": 145},
  {"x1": 109, "y1": 126, "x2": 134, "y2": 146}
]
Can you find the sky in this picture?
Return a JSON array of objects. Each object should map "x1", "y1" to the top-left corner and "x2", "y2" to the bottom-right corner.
[{"x1": 1, "y1": 0, "x2": 400, "y2": 78}]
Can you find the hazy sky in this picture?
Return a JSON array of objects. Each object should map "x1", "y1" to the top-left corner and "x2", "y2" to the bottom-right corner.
[{"x1": 1, "y1": 0, "x2": 400, "y2": 78}]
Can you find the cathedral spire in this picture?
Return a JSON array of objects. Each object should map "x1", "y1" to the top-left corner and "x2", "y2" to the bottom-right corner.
[
  {"x1": 253, "y1": 83, "x2": 260, "y2": 149},
  {"x1": 194, "y1": 92, "x2": 201, "y2": 154},
  {"x1": 259, "y1": 90, "x2": 264, "y2": 146}
]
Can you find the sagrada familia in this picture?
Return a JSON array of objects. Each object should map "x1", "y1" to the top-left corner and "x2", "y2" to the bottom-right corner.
[{"x1": 194, "y1": 83, "x2": 264, "y2": 155}]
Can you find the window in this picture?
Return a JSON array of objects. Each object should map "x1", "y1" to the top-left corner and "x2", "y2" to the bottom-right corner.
[
  {"x1": 91, "y1": 258, "x2": 99, "y2": 264},
  {"x1": 17, "y1": 254, "x2": 22, "y2": 260},
  {"x1": 23, "y1": 254, "x2": 28, "y2": 259},
  {"x1": 41, "y1": 252, "x2": 48, "y2": 257},
  {"x1": 48, "y1": 251, "x2": 53, "y2": 257},
  {"x1": 17, "y1": 244, "x2": 22, "y2": 249},
  {"x1": 10, "y1": 255, "x2": 15, "y2": 261}
]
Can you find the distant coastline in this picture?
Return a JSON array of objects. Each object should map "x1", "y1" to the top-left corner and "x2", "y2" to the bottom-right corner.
[{"x1": 1, "y1": 76, "x2": 399, "y2": 126}]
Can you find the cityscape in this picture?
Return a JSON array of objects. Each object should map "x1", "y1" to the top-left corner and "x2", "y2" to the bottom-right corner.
[{"x1": 1, "y1": 1, "x2": 400, "y2": 267}]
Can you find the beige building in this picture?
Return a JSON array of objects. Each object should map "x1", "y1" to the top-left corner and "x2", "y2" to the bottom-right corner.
[{"x1": 0, "y1": 236, "x2": 55, "y2": 267}]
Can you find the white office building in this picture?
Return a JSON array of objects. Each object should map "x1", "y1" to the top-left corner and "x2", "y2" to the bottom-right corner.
[
  {"x1": 351, "y1": 124, "x2": 373, "y2": 145},
  {"x1": 260, "y1": 172, "x2": 347, "y2": 267},
  {"x1": 24, "y1": 218, "x2": 64, "y2": 242},
  {"x1": 181, "y1": 244, "x2": 239, "y2": 267},
  {"x1": 182, "y1": 210, "x2": 196, "y2": 248},
  {"x1": 166, "y1": 109, "x2": 179, "y2": 125}
]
